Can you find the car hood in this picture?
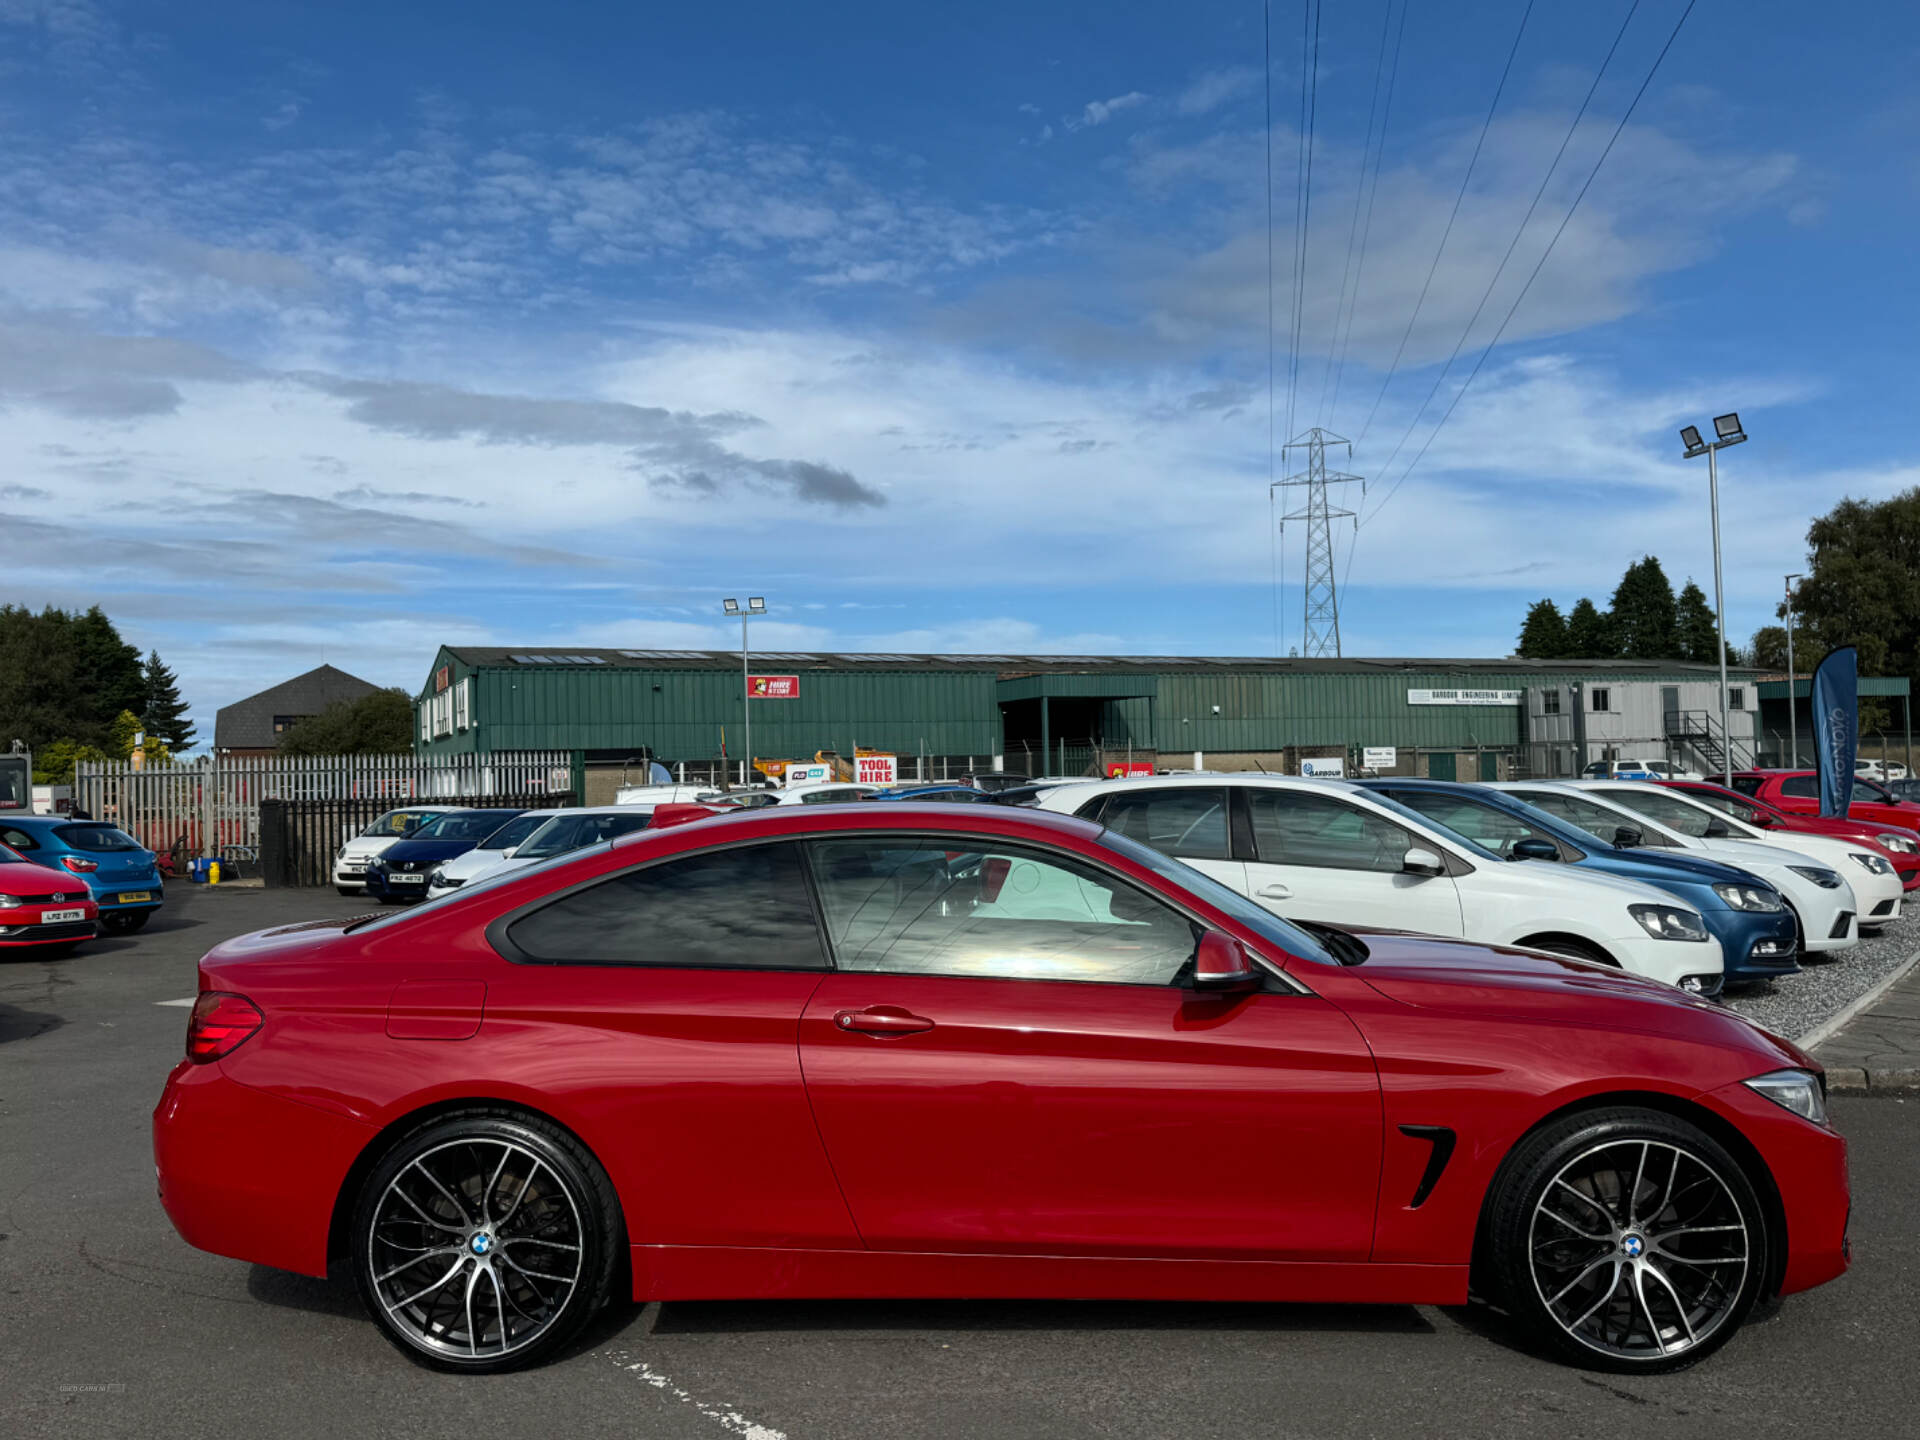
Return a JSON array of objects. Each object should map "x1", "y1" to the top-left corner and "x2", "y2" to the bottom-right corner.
[
  {"x1": 337, "y1": 835, "x2": 402, "y2": 860},
  {"x1": 1581, "y1": 847, "x2": 1763, "y2": 889},
  {"x1": 375, "y1": 838, "x2": 476, "y2": 865},
  {"x1": 1343, "y1": 931, "x2": 1811, "y2": 1062}
]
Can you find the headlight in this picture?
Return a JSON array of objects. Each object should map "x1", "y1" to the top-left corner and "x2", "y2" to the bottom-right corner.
[
  {"x1": 1789, "y1": 865, "x2": 1845, "y2": 890},
  {"x1": 1849, "y1": 852, "x2": 1894, "y2": 876},
  {"x1": 1629, "y1": 903, "x2": 1710, "y2": 941},
  {"x1": 1743, "y1": 1068, "x2": 1827, "y2": 1125},
  {"x1": 1877, "y1": 833, "x2": 1916, "y2": 854},
  {"x1": 1713, "y1": 882, "x2": 1784, "y2": 912},
  {"x1": 0, "y1": 895, "x2": 24, "y2": 908}
]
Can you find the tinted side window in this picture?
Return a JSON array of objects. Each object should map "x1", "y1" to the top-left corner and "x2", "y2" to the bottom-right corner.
[
  {"x1": 1, "y1": 825, "x2": 39, "y2": 851},
  {"x1": 1097, "y1": 787, "x2": 1229, "y2": 860},
  {"x1": 1379, "y1": 791, "x2": 1555, "y2": 859},
  {"x1": 1780, "y1": 775, "x2": 1819, "y2": 799},
  {"x1": 505, "y1": 842, "x2": 825, "y2": 968},
  {"x1": 1247, "y1": 791, "x2": 1414, "y2": 872},
  {"x1": 808, "y1": 837, "x2": 1198, "y2": 986}
]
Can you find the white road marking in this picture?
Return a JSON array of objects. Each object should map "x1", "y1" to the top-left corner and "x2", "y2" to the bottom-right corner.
[
  {"x1": 155, "y1": 998, "x2": 196, "y2": 1007},
  {"x1": 610, "y1": 1353, "x2": 788, "y2": 1440}
]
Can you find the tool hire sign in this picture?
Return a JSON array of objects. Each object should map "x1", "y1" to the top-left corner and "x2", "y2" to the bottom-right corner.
[{"x1": 748, "y1": 675, "x2": 799, "y2": 699}]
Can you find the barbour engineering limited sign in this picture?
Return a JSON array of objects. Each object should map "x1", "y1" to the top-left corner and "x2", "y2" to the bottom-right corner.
[{"x1": 1406, "y1": 688, "x2": 1521, "y2": 706}]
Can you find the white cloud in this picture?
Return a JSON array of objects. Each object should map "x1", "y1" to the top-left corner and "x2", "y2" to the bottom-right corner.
[
  {"x1": 1176, "y1": 67, "x2": 1258, "y2": 116},
  {"x1": 1070, "y1": 91, "x2": 1150, "y2": 131}
]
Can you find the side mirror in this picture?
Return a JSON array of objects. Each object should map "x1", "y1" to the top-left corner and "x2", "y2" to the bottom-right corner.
[
  {"x1": 1402, "y1": 846, "x2": 1446, "y2": 876},
  {"x1": 501, "y1": 846, "x2": 518, "y2": 859},
  {"x1": 1511, "y1": 836, "x2": 1559, "y2": 862},
  {"x1": 1703, "y1": 818, "x2": 1730, "y2": 838},
  {"x1": 1612, "y1": 825, "x2": 1644, "y2": 848},
  {"x1": 1192, "y1": 931, "x2": 1261, "y2": 993},
  {"x1": 1750, "y1": 810, "x2": 1776, "y2": 828}
]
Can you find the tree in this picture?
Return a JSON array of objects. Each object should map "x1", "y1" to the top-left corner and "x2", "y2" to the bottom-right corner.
[
  {"x1": 1675, "y1": 581, "x2": 1719, "y2": 664},
  {"x1": 1792, "y1": 489, "x2": 1920, "y2": 683},
  {"x1": 278, "y1": 688, "x2": 414, "y2": 756},
  {"x1": 0, "y1": 603, "x2": 149, "y2": 753},
  {"x1": 1565, "y1": 597, "x2": 1616, "y2": 658},
  {"x1": 108, "y1": 709, "x2": 172, "y2": 765},
  {"x1": 30, "y1": 739, "x2": 107, "y2": 786},
  {"x1": 141, "y1": 650, "x2": 195, "y2": 751},
  {"x1": 1609, "y1": 556, "x2": 1679, "y2": 660},
  {"x1": 1516, "y1": 599, "x2": 1570, "y2": 658}
]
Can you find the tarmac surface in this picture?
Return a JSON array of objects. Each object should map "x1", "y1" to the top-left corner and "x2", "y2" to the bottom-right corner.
[{"x1": 4, "y1": 884, "x2": 1917, "y2": 1440}]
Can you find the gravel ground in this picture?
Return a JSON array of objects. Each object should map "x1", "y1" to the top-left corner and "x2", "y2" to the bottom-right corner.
[{"x1": 1724, "y1": 905, "x2": 1920, "y2": 1040}]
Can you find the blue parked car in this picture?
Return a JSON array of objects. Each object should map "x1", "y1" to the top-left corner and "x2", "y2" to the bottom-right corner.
[
  {"x1": 0, "y1": 815, "x2": 165, "y2": 933},
  {"x1": 363, "y1": 808, "x2": 526, "y2": 903},
  {"x1": 868, "y1": 785, "x2": 992, "y2": 803},
  {"x1": 1354, "y1": 779, "x2": 1800, "y2": 988}
]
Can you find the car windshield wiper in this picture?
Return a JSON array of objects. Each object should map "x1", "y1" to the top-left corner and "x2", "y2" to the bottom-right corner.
[{"x1": 1294, "y1": 920, "x2": 1369, "y2": 966}]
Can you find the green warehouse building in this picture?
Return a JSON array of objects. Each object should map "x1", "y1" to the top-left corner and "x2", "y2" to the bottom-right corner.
[{"x1": 413, "y1": 647, "x2": 1808, "y2": 799}]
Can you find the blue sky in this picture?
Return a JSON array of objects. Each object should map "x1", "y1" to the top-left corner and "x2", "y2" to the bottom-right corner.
[{"x1": 3, "y1": 1, "x2": 1916, "y2": 741}]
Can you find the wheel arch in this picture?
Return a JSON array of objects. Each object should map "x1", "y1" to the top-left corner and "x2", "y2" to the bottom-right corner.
[
  {"x1": 324, "y1": 1094, "x2": 626, "y2": 1273},
  {"x1": 1510, "y1": 931, "x2": 1618, "y2": 966},
  {"x1": 1470, "y1": 1088, "x2": 1790, "y2": 1302}
]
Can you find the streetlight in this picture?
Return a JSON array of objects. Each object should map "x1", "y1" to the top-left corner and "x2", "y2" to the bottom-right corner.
[
  {"x1": 1784, "y1": 572, "x2": 1804, "y2": 768},
  {"x1": 1680, "y1": 413, "x2": 1746, "y2": 785},
  {"x1": 722, "y1": 597, "x2": 768, "y2": 787}
]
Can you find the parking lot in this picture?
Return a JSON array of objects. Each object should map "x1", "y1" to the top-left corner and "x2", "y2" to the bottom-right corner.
[{"x1": 3, "y1": 884, "x2": 1917, "y2": 1440}]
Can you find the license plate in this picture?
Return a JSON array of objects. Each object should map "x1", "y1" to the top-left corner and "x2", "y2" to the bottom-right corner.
[
  {"x1": 118, "y1": 892, "x2": 152, "y2": 904},
  {"x1": 42, "y1": 908, "x2": 86, "y2": 923},
  {"x1": 392, "y1": 874, "x2": 425, "y2": 884}
]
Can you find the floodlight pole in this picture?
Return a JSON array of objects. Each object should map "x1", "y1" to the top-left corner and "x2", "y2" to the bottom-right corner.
[
  {"x1": 1785, "y1": 573, "x2": 1803, "y2": 767},
  {"x1": 741, "y1": 610, "x2": 751, "y2": 788},
  {"x1": 1707, "y1": 442, "x2": 1730, "y2": 786}
]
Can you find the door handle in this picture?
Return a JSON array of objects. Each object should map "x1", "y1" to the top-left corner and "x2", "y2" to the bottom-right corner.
[
  {"x1": 834, "y1": 1006, "x2": 935, "y2": 1037},
  {"x1": 1257, "y1": 883, "x2": 1292, "y2": 900}
]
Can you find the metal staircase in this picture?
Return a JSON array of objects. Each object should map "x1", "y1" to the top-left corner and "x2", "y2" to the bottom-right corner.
[{"x1": 1664, "y1": 709, "x2": 1752, "y2": 776}]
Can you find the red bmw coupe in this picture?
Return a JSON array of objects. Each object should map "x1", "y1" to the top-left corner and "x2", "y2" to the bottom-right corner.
[{"x1": 153, "y1": 804, "x2": 1849, "y2": 1375}]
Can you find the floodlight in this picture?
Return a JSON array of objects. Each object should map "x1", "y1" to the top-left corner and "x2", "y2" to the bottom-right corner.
[
  {"x1": 1713, "y1": 412, "x2": 1743, "y2": 440},
  {"x1": 1680, "y1": 425, "x2": 1704, "y2": 453},
  {"x1": 722, "y1": 598, "x2": 740, "y2": 615},
  {"x1": 748, "y1": 597, "x2": 766, "y2": 613}
]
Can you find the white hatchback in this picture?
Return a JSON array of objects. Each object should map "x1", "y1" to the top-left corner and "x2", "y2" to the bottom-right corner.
[
  {"x1": 1495, "y1": 782, "x2": 1863, "y2": 957},
  {"x1": 331, "y1": 805, "x2": 468, "y2": 895},
  {"x1": 423, "y1": 809, "x2": 562, "y2": 900},
  {"x1": 1033, "y1": 775, "x2": 1724, "y2": 991}
]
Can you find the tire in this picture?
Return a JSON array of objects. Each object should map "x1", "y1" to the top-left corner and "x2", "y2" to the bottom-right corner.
[
  {"x1": 1483, "y1": 1106, "x2": 1767, "y2": 1373},
  {"x1": 336, "y1": 886, "x2": 359, "y2": 897},
  {"x1": 350, "y1": 1108, "x2": 622, "y2": 1373},
  {"x1": 1521, "y1": 936, "x2": 1618, "y2": 968},
  {"x1": 102, "y1": 912, "x2": 151, "y2": 934}
]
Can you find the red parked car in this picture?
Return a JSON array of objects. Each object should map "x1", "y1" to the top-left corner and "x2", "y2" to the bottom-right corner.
[
  {"x1": 1731, "y1": 770, "x2": 1920, "y2": 849},
  {"x1": 153, "y1": 804, "x2": 1849, "y2": 1375},
  {"x1": 1659, "y1": 778, "x2": 1920, "y2": 891},
  {"x1": 0, "y1": 840, "x2": 100, "y2": 954}
]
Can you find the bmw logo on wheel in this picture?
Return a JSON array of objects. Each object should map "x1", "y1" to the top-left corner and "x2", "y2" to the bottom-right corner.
[
  {"x1": 470, "y1": 1233, "x2": 492, "y2": 1256},
  {"x1": 1621, "y1": 1234, "x2": 1645, "y2": 1259}
]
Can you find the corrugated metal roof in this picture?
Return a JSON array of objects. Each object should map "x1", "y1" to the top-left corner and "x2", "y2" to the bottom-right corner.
[{"x1": 445, "y1": 647, "x2": 1756, "y2": 678}]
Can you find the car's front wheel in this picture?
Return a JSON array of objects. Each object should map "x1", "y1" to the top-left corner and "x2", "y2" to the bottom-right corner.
[
  {"x1": 1483, "y1": 1106, "x2": 1767, "y2": 1373},
  {"x1": 351, "y1": 1109, "x2": 623, "y2": 1372}
]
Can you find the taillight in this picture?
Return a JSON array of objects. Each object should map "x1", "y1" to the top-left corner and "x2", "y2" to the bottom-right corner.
[
  {"x1": 187, "y1": 992, "x2": 263, "y2": 1063},
  {"x1": 61, "y1": 856, "x2": 99, "y2": 873}
]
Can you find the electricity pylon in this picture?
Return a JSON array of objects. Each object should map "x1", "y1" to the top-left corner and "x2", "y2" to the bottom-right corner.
[{"x1": 1273, "y1": 427, "x2": 1364, "y2": 657}]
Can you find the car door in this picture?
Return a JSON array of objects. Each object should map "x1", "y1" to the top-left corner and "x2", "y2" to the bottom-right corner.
[
  {"x1": 1239, "y1": 788, "x2": 1464, "y2": 936},
  {"x1": 486, "y1": 839, "x2": 861, "y2": 1251},
  {"x1": 1076, "y1": 785, "x2": 1248, "y2": 894},
  {"x1": 797, "y1": 833, "x2": 1382, "y2": 1261}
]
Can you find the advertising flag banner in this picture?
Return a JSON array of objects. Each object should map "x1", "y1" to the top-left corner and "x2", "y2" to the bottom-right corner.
[{"x1": 1810, "y1": 645, "x2": 1858, "y2": 818}]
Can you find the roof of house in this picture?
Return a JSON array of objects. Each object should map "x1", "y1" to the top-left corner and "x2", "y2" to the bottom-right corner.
[
  {"x1": 213, "y1": 665, "x2": 381, "y2": 750},
  {"x1": 439, "y1": 647, "x2": 1758, "y2": 679}
]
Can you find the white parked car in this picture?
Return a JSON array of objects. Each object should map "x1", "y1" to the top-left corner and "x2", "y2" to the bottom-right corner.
[
  {"x1": 423, "y1": 808, "x2": 562, "y2": 900},
  {"x1": 444, "y1": 805, "x2": 662, "y2": 891},
  {"x1": 1855, "y1": 759, "x2": 1909, "y2": 782},
  {"x1": 1033, "y1": 775, "x2": 1724, "y2": 992},
  {"x1": 767, "y1": 782, "x2": 882, "y2": 806},
  {"x1": 1494, "y1": 782, "x2": 1863, "y2": 957},
  {"x1": 1579, "y1": 758, "x2": 1702, "y2": 781},
  {"x1": 331, "y1": 805, "x2": 468, "y2": 895},
  {"x1": 1572, "y1": 779, "x2": 1901, "y2": 931},
  {"x1": 612, "y1": 782, "x2": 733, "y2": 807}
]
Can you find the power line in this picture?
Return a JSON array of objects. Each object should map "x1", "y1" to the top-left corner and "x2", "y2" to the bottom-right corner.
[
  {"x1": 1355, "y1": 0, "x2": 1536, "y2": 444},
  {"x1": 1317, "y1": 0, "x2": 1399, "y2": 429},
  {"x1": 1284, "y1": 0, "x2": 1319, "y2": 449},
  {"x1": 1343, "y1": 0, "x2": 1701, "y2": 596},
  {"x1": 1366, "y1": 0, "x2": 1644, "y2": 490}
]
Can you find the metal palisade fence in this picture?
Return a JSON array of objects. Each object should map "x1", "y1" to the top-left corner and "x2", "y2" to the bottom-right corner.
[{"x1": 73, "y1": 752, "x2": 575, "y2": 866}]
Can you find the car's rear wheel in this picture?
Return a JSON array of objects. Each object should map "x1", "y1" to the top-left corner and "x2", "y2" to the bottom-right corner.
[
  {"x1": 1484, "y1": 1106, "x2": 1766, "y2": 1373},
  {"x1": 351, "y1": 1109, "x2": 622, "y2": 1373}
]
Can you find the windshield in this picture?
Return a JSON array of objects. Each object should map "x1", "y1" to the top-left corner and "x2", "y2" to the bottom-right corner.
[
  {"x1": 360, "y1": 809, "x2": 438, "y2": 838},
  {"x1": 1096, "y1": 829, "x2": 1335, "y2": 966},
  {"x1": 515, "y1": 811, "x2": 654, "y2": 859},
  {"x1": 53, "y1": 824, "x2": 144, "y2": 852},
  {"x1": 479, "y1": 814, "x2": 546, "y2": 850},
  {"x1": 1596, "y1": 786, "x2": 1724, "y2": 838},
  {"x1": 412, "y1": 810, "x2": 523, "y2": 842},
  {"x1": 1356, "y1": 789, "x2": 1504, "y2": 864}
]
